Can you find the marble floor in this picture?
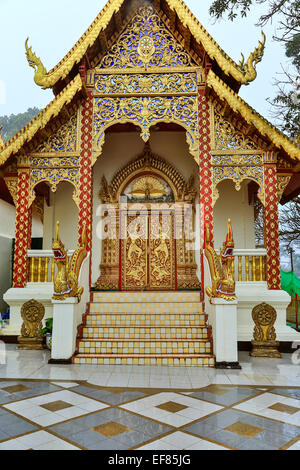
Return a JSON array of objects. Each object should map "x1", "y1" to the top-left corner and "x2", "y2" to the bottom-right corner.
[{"x1": 0, "y1": 345, "x2": 300, "y2": 450}]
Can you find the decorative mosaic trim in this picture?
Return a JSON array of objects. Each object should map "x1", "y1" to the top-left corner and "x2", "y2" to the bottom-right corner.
[
  {"x1": 13, "y1": 169, "x2": 32, "y2": 288},
  {"x1": 198, "y1": 90, "x2": 213, "y2": 247},
  {"x1": 79, "y1": 92, "x2": 93, "y2": 251},
  {"x1": 264, "y1": 163, "x2": 281, "y2": 290}
]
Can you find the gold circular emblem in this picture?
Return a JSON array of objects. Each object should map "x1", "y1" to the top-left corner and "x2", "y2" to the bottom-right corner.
[{"x1": 137, "y1": 36, "x2": 155, "y2": 64}]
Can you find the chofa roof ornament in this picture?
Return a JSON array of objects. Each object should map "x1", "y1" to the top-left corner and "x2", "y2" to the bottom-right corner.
[{"x1": 237, "y1": 32, "x2": 266, "y2": 85}]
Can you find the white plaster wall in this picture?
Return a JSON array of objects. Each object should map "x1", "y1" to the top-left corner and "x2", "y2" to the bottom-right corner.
[
  {"x1": 42, "y1": 182, "x2": 79, "y2": 250},
  {"x1": 0, "y1": 199, "x2": 43, "y2": 310},
  {"x1": 0, "y1": 199, "x2": 42, "y2": 239},
  {"x1": 213, "y1": 179, "x2": 256, "y2": 250},
  {"x1": 91, "y1": 131, "x2": 199, "y2": 285}
]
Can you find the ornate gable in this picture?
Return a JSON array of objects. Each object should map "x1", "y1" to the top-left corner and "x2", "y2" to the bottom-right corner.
[
  {"x1": 97, "y1": 5, "x2": 196, "y2": 70},
  {"x1": 33, "y1": 113, "x2": 79, "y2": 155}
]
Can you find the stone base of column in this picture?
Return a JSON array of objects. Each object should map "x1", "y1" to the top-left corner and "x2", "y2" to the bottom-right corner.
[
  {"x1": 17, "y1": 336, "x2": 44, "y2": 350},
  {"x1": 250, "y1": 340, "x2": 281, "y2": 358}
]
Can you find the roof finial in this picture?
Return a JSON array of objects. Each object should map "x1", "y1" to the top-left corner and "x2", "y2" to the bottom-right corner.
[{"x1": 25, "y1": 38, "x2": 48, "y2": 90}]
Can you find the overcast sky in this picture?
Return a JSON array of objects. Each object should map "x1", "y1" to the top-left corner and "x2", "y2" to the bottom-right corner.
[{"x1": 0, "y1": 0, "x2": 289, "y2": 124}]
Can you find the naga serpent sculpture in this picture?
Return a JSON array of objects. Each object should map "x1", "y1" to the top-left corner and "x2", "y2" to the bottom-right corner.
[
  {"x1": 52, "y1": 221, "x2": 88, "y2": 301},
  {"x1": 204, "y1": 219, "x2": 236, "y2": 302}
]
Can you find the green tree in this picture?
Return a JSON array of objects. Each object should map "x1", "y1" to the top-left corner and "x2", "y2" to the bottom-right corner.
[
  {"x1": 0, "y1": 107, "x2": 41, "y2": 142},
  {"x1": 209, "y1": 0, "x2": 300, "y2": 139}
]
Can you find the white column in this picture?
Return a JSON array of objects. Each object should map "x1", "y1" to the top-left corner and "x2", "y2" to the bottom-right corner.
[
  {"x1": 51, "y1": 298, "x2": 78, "y2": 361},
  {"x1": 209, "y1": 298, "x2": 240, "y2": 367}
]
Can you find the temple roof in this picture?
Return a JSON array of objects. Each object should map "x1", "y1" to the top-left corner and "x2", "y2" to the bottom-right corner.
[
  {"x1": 0, "y1": 0, "x2": 299, "y2": 192},
  {"x1": 206, "y1": 71, "x2": 300, "y2": 161},
  {"x1": 25, "y1": 0, "x2": 266, "y2": 93},
  {"x1": 0, "y1": 75, "x2": 83, "y2": 166}
]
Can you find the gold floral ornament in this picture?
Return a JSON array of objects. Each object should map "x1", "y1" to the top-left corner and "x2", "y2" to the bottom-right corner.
[
  {"x1": 137, "y1": 35, "x2": 156, "y2": 67},
  {"x1": 250, "y1": 303, "x2": 281, "y2": 358},
  {"x1": 204, "y1": 219, "x2": 236, "y2": 303},
  {"x1": 52, "y1": 221, "x2": 88, "y2": 302},
  {"x1": 18, "y1": 299, "x2": 45, "y2": 350}
]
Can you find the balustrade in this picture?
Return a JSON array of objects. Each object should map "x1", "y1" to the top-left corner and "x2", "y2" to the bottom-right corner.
[
  {"x1": 233, "y1": 249, "x2": 267, "y2": 282},
  {"x1": 27, "y1": 250, "x2": 74, "y2": 283}
]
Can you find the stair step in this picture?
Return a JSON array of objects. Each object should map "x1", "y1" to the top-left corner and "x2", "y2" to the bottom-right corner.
[
  {"x1": 81, "y1": 326, "x2": 209, "y2": 340},
  {"x1": 92, "y1": 292, "x2": 201, "y2": 303},
  {"x1": 84, "y1": 313, "x2": 207, "y2": 327},
  {"x1": 77, "y1": 339, "x2": 212, "y2": 355},
  {"x1": 73, "y1": 291, "x2": 214, "y2": 368},
  {"x1": 73, "y1": 354, "x2": 215, "y2": 367},
  {"x1": 89, "y1": 302, "x2": 203, "y2": 314}
]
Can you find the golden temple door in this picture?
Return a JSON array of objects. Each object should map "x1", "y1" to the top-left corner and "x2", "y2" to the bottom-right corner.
[{"x1": 120, "y1": 209, "x2": 176, "y2": 291}]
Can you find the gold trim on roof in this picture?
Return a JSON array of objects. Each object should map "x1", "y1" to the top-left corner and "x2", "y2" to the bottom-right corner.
[
  {"x1": 166, "y1": 0, "x2": 266, "y2": 85},
  {"x1": 25, "y1": 0, "x2": 124, "y2": 89},
  {"x1": 0, "y1": 75, "x2": 83, "y2": 166},
  {"x1": 24, "y1": 0, "x2": 265, "y2": 89},
  {"x1": 207, "y1": 70, "x2": 300, "y2": 162}
]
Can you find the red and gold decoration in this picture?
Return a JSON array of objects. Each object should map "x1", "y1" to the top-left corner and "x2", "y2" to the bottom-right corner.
[
  {"x1": 18, "y1": 299, "x2": 45, "y2": 350},
  {"x1": 13, "y1": 167, "x2": 32, "y2": 288},
  {"x1": 250, "y1": 302, "x2": 281, "y2": 358},
  {"x1": 198, "y1": 89, "x2": 213, "y2": 247},
  {"x1": 204, "y1": 219, "x2": 236, "y2": 302},
  {"x1": 79, "y1": 91, "x2": 93, "y2": 252},
  {"x1": 263, "y1": 154, "x2": 281, "y2": 290}
]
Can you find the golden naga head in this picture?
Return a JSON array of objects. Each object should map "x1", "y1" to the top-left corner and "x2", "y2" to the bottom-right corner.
[
  {"x1": 221, "y1": 219, "x2": 234, "y2": 259},
  {"x1": 25, "y1": 38, "x2": 48, "y2": 89},
  {"x1": 238, "y1": 31, "x2": 266, "y2": 85},
  {"x1": 52, "y1": 221, "x2": 67, "y2": 260}
]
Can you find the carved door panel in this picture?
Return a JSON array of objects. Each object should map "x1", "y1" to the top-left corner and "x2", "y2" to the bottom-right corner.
[
  {"x1": 148, "y1": 211, "x2": 175, "y2": 290},
  {"x1": 121, "y1": 210, "x2": 176, "y2": 290},
  {"x1": 121, "y1": 212, "x2": 148, "y2": 290}
]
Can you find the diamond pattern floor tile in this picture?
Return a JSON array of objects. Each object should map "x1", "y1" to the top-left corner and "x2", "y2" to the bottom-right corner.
[{"x1": 0, "y1": 378, "x2": 299, "y2": 450}]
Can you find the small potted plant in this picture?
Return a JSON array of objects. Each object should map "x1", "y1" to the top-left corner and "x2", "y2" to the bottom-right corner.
[{"x1": 42, "y1": 318, "x2": 53, "y2": 349}]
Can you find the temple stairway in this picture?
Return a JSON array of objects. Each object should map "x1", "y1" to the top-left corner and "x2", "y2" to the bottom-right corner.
[{"x1": 72, "y1": 292, "x2": 215, "y2": 367}]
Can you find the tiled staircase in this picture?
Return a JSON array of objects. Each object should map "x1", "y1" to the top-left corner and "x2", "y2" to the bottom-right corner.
[{"x1": 72, "y1": 292, "x2": 215, "y2": 367}]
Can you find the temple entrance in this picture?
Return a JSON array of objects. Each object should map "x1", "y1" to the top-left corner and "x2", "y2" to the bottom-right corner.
[
  {"x1": 95, "y1": 145, "x2": 201, "y2": 292},
  {"x1": 120, "y1": 208, "x2": 176, "y2": 291}
]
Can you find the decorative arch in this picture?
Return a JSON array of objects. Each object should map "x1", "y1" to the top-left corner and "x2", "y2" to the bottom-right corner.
[
  {"x1": 99, "y1": 143, "x2": 197, "y2": 204},
  {"x1": 92, "y1": 98, "x2": 200, "y2": 165},
  {"x1": 28, "y1": 176, "x2": 80, "y2": 209}
]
